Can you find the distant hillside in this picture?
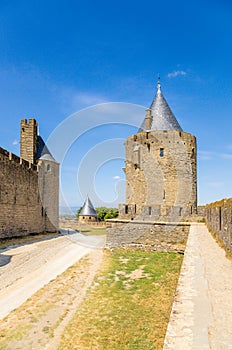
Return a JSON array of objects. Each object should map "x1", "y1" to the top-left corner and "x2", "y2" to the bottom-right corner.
[{"x1": 59, "y1": 206, "x2": 80, "y2": 217}]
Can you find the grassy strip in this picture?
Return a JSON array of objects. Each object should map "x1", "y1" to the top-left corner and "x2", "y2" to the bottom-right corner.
[
  {"x1": 0, "y1": 232, "x2": 59, "y2": 250},
  {"x1": 58, "y1": 249, "x2": 183, "y2": 350},
  {"x1": 75, "y1": 226, "x2": 106, "y2": 236}
]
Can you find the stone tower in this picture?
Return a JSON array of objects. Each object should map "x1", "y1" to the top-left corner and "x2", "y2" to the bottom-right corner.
[
  {"x1": 20, "y1": 118, "x2": 59, "y2": 230},
  {"x1": 119, "y1": 79, "x2": 197, "y2": 221},
  {"x1": 20, "y1": 118, "x2": 38, "y2": 164},
  {"x1": 79, "y1": 196, "x2": 98, "y2": 223}
]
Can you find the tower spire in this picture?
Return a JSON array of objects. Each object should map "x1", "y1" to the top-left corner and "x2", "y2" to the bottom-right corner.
[{"x1": 157, "y1": 74, "x2": 161, "y2": 93}]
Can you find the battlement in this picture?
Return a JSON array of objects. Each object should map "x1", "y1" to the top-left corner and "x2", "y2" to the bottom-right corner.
[
  {"x1": 21, "y1": 118, "x2": 38, "y2": 126},
  {"x1": 20, "y1": 118, "x2": 38, "y2": 164},
  {"x1": 0, "y1": 146, "x2": 38, "y2": 171},
  {"x1": 128, "y1": 129, "x2": 196, "y2": 144}
]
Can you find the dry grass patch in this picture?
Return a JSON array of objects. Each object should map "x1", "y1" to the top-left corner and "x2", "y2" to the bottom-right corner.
[
  {"x1": 0, "y1": 232, "x2": 59, "y2": 250},
  {"x1": 58, "y1": 249, "x2": 183, "y2": 350},
  {"x1": 0, "y1": 252, "x2": 102, "y2": 350}
]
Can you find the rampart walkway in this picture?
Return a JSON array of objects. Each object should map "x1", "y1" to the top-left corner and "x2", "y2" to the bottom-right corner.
[
  {"x1": 163, "y1": 223, "x2": 232, "y2": 349},
  {"x1": 0, "y1": 230, "x2": 105, "y2": 320}
]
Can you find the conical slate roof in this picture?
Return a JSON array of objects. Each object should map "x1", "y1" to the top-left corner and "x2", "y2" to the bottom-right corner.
[
  {"x1": 139, "y1": 79, "x2": 182, "y2": 132},
  {"x1": 80, "y1": 196, "x2": 98, "y2": 217},
  {"x1": 36, "y1": 136, "x2": 57, "y2": 162}
]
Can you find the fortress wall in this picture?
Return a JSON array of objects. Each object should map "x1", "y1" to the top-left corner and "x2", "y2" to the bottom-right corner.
[
  {"x1": 0, "y1": 147, "x2": 46, "y2": 238},
  {"x1": 205, "y1": 198, "x2": 232, "y2": 253},
  {"x1": 106, "y1": 221, "x2": 190, "y2": 252}
]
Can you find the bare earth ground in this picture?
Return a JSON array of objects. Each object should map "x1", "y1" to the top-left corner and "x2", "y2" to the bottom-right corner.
[{"x1": 0, "y1": 230, "x2": 105, "y2": 349}]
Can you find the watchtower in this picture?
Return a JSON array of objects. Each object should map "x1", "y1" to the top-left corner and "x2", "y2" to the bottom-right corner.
[
  {"x1": 20, "y1": 118, "x2": 38, "y2": 164},
  {"x1": 119, "y1": 79, "x2": 197, "y2": 221}
]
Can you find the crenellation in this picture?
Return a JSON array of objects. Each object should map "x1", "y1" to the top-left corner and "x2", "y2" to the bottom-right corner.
[
  {"x1": 119, "y1": 83, "x2": 197, "y2": 222},
  {"x1": 0, "y1": 118, "x2": 59, "y2": 238}
]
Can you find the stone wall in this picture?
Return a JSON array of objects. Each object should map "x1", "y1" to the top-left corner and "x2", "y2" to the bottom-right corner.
[
  {"x1": 0, "y1": 147, "x2": 56, "y2": 238},
  {"x1": 205, "y1": 198, "x2": 232, "y2": 253},
  {"x1": 38, "y1": 159, "x2": 59, "y2": 230},
  {"x1": 120, "y1": 130, "x2": 197, "y2": 220},
  {"x1": 20, "y1": 118, "x2": 38, "y2": 164},
  {"x1": 106, "y1": 220, "x2": 190, "y2": 252}
]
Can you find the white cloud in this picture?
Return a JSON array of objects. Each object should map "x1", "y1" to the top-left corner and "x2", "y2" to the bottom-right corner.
[
  {"x1": 199, "y1": 151, "x2": 232, "y2": 160},
  {"x1": 198, "y1": 151, "x2": 213, "y2": 160},
  {"x1": 113, "y1": 175, "x2": 120, "y2": 179},
  {"x1": 208, "y1": 181, "x2": 224, "y2": 188},
  {"x1": 12, "y1": 139, "x2": 18, "y2": 145},
  {"x1": 167, "y1": 70, "x2": 187, "y2": 78},
  {"x1": 221, "y1": 153, "x2": 232, "y2": 159},
  {"x1": 72, "y1": 92, "x2": 107, "y2": 106}
]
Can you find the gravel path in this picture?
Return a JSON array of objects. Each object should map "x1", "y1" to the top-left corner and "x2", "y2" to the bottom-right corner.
[
  {"x1": 0, "y1": 229, "x2": 105, "y2": 320},
  {"x1": 163, "y1": 223, "x2": 232, "y2": 350}
]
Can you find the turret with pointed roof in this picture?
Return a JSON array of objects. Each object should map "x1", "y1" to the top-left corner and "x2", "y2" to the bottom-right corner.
[
  {"x1": 119, "y1": 78, "x2": 197, "y2": 221},
  {"x1": 79, "y1": 196, "x2": 98, "y2": 223},
  {"x1": 20, "y1": 118, "x2": 59, "y2": 231}
]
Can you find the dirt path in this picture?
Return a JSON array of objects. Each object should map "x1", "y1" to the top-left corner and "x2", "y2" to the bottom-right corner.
[
  {"x1": 0, "y1": 230, "x2": 105, "y2": 349},
  {"x1": 163, "y1": 223, "x2": 232, "y2": 349}
]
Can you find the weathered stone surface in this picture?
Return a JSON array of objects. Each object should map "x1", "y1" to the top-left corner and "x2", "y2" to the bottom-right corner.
[
  {"x1": 0, "y1": 118, "x2": 59, "y2": 238},
  {"x1": 106, "y1": 221, "x2": 190, "y2": 252},
  {"x1": 119, "y1": 130, "x2": 197, "y2": 221},
  {"x1": 205, "y1": 198, "x2": 232, "y2": 253}
]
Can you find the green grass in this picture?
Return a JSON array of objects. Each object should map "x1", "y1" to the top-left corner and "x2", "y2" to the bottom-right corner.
[
  {"x1": 58, "y1": 249, "x2": 183, "y2": 350},
  {"x1": 76, "y1": 226, "x2": 106, "y2": 236}
]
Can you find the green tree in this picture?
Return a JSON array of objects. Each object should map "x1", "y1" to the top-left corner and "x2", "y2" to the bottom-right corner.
[
  {"x1": 96, "y1": 207, "x2": 118, "y2": 221},
  {"x1": 76, "y1": 206, "x2": 83, "y2": 218}
]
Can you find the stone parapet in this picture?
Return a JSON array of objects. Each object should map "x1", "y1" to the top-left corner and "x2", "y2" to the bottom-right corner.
[
  {"x1": 106, "y1": 220, "x2": 190, "y2": 252},
  {"x1": 205, "y1": 198, "x2": 232, "y2": 253}
]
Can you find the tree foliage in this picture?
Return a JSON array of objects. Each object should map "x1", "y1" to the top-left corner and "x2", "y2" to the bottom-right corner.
[
  {"x1": 76, "y1": 207, "x2": 82, "y2": 218},
  {"x1": 96, "y1": 207, "x2": 118, "y2": 221}
]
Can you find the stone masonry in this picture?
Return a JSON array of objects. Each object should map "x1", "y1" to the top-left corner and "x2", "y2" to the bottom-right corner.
[
  {"x1": 205, "y1": 198, "x2": 232, "y2": 254},
  {"x1": 119, "y1": 80, "x2": 197, "y2": 221},
  {"x1": 0, "y1": 118, "x2": 59, "y2": 238},
  {"x1": 106, "y1": 221, "x2": 190, "y2": 252}
]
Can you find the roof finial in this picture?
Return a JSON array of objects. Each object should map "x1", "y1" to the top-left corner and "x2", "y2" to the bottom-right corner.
[{"x1": 157, "y1": 74, "x2": 161, "y2": 93}]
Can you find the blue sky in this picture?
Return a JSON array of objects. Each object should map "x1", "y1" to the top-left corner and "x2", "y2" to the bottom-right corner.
[{"x1": 0, "y1": 0, "x2": 232, "y2": 209}]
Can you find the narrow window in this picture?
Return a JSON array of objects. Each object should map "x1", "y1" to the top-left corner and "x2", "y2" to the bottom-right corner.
[
  {"x1": 219, "y1": 207, "x2": 222, "y2": 230},
  {"x1": 125, "y1": 205, "x2": 128, "y2": 214},
  {"x1": 147, "y1": 143, "x2": 150, "y2": 152},
  {"x1": 148, "y1": 206, "x2": 152, "y2": 215},
  {"x1": 179, "y1": 207, "x2": 182, "y2": 216},
  {"x1": 160, "y1": 148, "x2": 164, "y2": 157},
  {"x1": 47, "y1": 164, "x2": 51, "y2": 172},
  {"x1": 134, "y1": 204, "x2": 136, "y2": 214},
  {"x1": 191, "y1": 148, "x2": 195, "y2": 158},
  {"x1": 89, "y1": 217, "x2": 91, "y2": 220},
  {"x1": 163, "y1": 190, "x2": 166, "y2": 199}
]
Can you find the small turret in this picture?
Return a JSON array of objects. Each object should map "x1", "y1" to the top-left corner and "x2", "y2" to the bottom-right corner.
[{"x1": 79, "y1": 196, "x2": 98, "y2": 223}]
